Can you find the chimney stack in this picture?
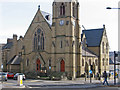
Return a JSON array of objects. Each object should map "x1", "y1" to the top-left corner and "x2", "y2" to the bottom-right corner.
[
  {"x1": 13, "y1": 34, "x2": 17, "y2": 40},
  {"x1": 19, "y1": 36, "x2": 23, "y2": 41},
  {"x1": 7, "y1": 38, "x2": 13, "y2": 43}
]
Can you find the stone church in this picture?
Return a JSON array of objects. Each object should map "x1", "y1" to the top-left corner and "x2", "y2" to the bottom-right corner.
[{"x1": 2, "y1": 0, "x2": 109, "y2": 79}]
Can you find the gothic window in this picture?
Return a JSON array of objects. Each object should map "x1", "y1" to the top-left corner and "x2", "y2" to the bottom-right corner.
[
  {"x1": 41, "y1": 33, "x2": 44, "y2": 50},
  {"x1": 106, "y1": 59, "x2": 108, "y2": 65},
  {"x1": 34, "y1": 29, "x2": 45, "y2": 51},
  {"x1": 102, "y1": 42, "x2": 104, "y2": 53},
  {"x1": 60, "y1": 3, "x2": 65, "y2": 16},
  {"x1": 82, "y1": 59, "x2": 84, "y2": 66},
  {"x1": 34, "y1": 33, "x2": 37, "y2": 50},
  {"x1": 26, "y1": 59, "x2": 29, "y2": 66},
  {"x1": 106, "y1": 43, "x2": 108, "y2": 54}
]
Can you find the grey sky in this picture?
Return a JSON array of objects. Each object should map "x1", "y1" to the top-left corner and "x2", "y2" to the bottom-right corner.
[{"x1": 0, "y1": 0, "x2": 119, "y2": 51}]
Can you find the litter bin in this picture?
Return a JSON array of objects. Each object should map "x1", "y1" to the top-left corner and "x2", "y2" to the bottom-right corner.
[{"x1": 17, "y1": 75, "x2": 23, "y2": 86}]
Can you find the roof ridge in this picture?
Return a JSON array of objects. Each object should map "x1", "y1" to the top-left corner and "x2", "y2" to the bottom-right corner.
[
  {"x1": 82, "y1": 47, "x2": 98, "y2": 56},
  {"x1": 82, "y1": 28, "x2": 104, "y2": 31}
]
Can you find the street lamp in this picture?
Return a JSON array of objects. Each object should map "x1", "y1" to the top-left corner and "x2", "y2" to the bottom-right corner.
[
  {"x1": 106, "y1": 7, "x2": 120, "y2": 9},
  {"x1": 106, "y1": 6, "x2": 119, "y2": 85}
]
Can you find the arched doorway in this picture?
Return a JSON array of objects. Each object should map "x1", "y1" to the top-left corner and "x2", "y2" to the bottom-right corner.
[
  {"x1": 36, "y1": 59, "x2": 41, "y2": 71},
  {"x1": 60, "y1": 60, "x2": 65, "y2": 72}
]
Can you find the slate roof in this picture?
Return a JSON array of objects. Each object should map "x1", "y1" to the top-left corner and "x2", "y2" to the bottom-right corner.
[
  {"x1": 82, "y1": 47, "x2": 98, "y2": 57},
  {"x1": 82, "y1": 28, "x2": 104, "y2": 47},
  {"x1": 41, "y1": 11, "x2": 52, "y2": 26},
  {"x1": 7, "y1": 55, "x2": 21, "y2": 65},
  {"x1": 2, "y1": 42, "x2": 13, "y2": 50}
]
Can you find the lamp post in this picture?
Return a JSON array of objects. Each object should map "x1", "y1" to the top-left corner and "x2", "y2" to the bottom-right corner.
[
  {"x1": 106, "y1": 7, "x2": 120, "y2": 9},
  {"x1": 106, "y1": 6, "x2": 119, "y2": 85}
]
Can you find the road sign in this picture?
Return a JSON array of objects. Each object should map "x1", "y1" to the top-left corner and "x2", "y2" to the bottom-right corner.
[
  {"x1": 49, "y1": 66, "x2": 51, "y2": 70},
  {"x1": 89, "y1": 70, "x2": 92, "y2": 74}
]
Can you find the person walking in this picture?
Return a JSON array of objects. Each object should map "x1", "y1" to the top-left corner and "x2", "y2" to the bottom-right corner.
[{"x1": 103, "y1": 71, "x2": 109, "y2": 85}]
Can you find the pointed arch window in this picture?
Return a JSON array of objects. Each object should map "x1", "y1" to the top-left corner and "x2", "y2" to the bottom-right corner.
[
  {"x1": 60, "y1": 3, "x2": 65, "y2": 16},
  {"x1": 34, "y1": 29, "x2": 45, "y2": 51},
  {"x1": 102, "y1": 42, "x2": 104, "y2": 53},
  {"x1": 82, "y1": 58, "x2": 84, "y2": 66},
  {"x1": 106, "y1": 43, "x2": 108, "y2": 54},
  {"x1": 106, "y1": 58, "x2": 108, "y2": 65}
]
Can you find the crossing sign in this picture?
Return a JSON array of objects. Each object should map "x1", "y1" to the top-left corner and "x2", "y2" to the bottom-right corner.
[{"x1": 89, "y1": 70, "x2": 92, "y2": 74}]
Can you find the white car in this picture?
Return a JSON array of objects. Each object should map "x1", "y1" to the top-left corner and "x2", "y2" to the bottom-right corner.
[{"x1": 13, "y1": 73, "x2": 26, "y2": 80}]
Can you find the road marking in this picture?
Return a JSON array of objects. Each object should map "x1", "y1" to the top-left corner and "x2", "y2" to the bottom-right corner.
[
  {"x1": 25, "y1": 80, "x2": 43, "y2": 82},
  {"x1": 3, "y1": 82, "x2": 14, "y2": 84}
]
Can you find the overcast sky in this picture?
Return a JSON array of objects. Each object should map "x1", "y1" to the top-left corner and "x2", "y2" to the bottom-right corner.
[{"x1": 0, "y1": 0, "x2": 119, "y2": 51}]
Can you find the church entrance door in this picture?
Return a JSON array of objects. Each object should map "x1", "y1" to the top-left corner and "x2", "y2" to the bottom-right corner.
[
  {"x1": 36, "y1": 59, "x2": 41, "y2": 71},
  {"x1": 60, "y1": 60, "x2": 65, "y2": 72}
]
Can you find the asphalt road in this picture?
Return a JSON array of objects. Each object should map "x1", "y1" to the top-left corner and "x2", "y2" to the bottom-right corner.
[
  {"x1": 2, "y1": 87, "x2": 120, "y2": 90},
  {"x1": 1, "y1": 79, "x2": 120, "y2": 90}
]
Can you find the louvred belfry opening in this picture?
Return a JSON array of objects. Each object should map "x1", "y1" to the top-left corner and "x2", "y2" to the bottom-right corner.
[{"x1": 60, "y1": 60, "x2": 65, "y2": 72}]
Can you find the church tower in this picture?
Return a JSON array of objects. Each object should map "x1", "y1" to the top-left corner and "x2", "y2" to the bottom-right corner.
[{"x1": 51, "y1": 0, "x2": 82, "y2": 79}]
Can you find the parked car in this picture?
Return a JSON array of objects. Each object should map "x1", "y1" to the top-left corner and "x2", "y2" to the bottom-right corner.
[
  {"x1": 7, "y1": 72, "x2": 14, "y2": 79},
  {"x1": 13, "y1": 73, "x2": 26, "y2": 80},
  {"x1": 0, "y1": 72, "x2": 7, "y2": 81}
]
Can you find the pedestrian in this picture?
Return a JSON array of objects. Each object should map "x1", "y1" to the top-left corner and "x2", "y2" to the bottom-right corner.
[
  {"x1": 97, "y1": 73, "x2": 100, "y2": 80},
  {"x1": 103, "y1": 71, "x2": 109, "y2": 85}
]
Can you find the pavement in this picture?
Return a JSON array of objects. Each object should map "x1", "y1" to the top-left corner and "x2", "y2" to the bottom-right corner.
[{"x1": 1, "y1": 78, "x2": 120, "y2": 89}]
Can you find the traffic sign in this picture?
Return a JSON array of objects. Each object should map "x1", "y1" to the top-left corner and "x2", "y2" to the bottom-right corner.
[
  {"x1": 49, "y1": 66, "x2": 51, "y2": 70},
  {"x1": 89, "y1": 70, "x2": 92, "y2": 74}
]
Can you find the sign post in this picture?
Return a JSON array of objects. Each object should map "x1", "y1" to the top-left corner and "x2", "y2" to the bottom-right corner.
[{"x1": 89, "y1": 70, "x2": 92, "y2": 83}]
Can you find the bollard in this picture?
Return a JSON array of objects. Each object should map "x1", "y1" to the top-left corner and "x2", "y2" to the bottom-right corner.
[{"x1": 17, "y1": 75, "x2": 23, "y2": 86}]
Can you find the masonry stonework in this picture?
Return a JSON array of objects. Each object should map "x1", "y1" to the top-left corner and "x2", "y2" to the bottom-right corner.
[{"x1": 2, "y1": 0, "x2": 109, "y2": 79}]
